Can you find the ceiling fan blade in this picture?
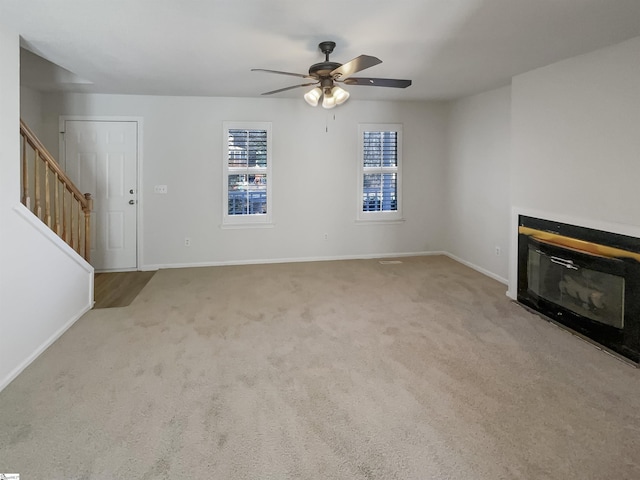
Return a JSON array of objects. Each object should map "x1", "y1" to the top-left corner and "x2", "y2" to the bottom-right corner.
[
  {"x1": 341, "y1": 77, "x2": 412, "y2": 88},
  {"x1": 330, "y1": 55, "x2": 382, "y2": 79},
  {"x1": 251, "y1": 68, "x2": 315, "y2": 79},
  {"x1": 261, "y1": 83, "x2": 318, "y2": 95}
]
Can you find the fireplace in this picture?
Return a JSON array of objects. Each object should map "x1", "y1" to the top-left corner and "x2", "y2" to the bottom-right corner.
[{"x1": 517, "y1": 216, "x2": 640, "y2": 364}]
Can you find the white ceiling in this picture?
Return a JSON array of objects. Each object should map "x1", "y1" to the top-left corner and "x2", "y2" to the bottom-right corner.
[{"x1": 3, "y1": 0, "x2": 640, "y2": 101}]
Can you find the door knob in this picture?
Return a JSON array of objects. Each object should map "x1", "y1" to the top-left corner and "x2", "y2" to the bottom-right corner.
[{"x1": 129, "y1": 199, "x2": 135, "y2": 205}]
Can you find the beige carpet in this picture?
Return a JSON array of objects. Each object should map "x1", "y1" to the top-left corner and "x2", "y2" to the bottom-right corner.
[{"x1": 1, "y1": 256, "x2": 639, "y2": 479}]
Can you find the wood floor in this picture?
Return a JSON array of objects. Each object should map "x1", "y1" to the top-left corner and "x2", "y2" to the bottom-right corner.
[{"x1": 94, "y1": 271, "x2": 156, "y2": 309}]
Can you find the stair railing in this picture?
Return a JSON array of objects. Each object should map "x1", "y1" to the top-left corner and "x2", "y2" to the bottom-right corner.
[{"x1": 20, "y1": 119, "x2": 93, "y2": 262}]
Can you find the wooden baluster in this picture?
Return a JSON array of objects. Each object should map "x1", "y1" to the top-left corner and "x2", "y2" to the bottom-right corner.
[
  {"x1": 75, "y1": 195, "x2": 80, "y2": 256},
  {"x1": 71, "y1": 194, "x2": 77, "y2": 252},
  {"x1": 44, "y1": 162, "x2": 52, "y2": 228},
  {"x1": 70, "y1": 189, "x2": 74, "y2": 248},
  {"x1": 67, "y1": 187, "x2": 72, "y2": 246},
  {"x1": 84, "y1": 193, "x2": 92, "y2": 262},
  {"x1": 54, "y1": 174, "x2": 62, "y2": 235},
  {"x1": 76, "y1": 195, "x2": 81, "y2": 255},
  {"x1": 79, "y1": 196, "x2": 85, "y2": 258},
  {"x1": 78, "y1": 199, "x2": 83, "y2": 259},
  {"x1": 62, "y1": 186, "x2": 68, "y2": 244},
  {"x1": 21, "y1": 134, "x2": 30, "y2": 208},
  {"x1": 34, "y1": 151, "x2": 42, "y2": 219},
  {"x1": 69, "y1": 190, "x2": 75, "y2": 249},
  {"x1": 69, "y1": 189, "x2": 74, "y2": 247}
]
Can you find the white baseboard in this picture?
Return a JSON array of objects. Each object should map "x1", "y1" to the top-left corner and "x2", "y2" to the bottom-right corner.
[
  {"x1": 0, "y1": 301, "x2": 93, "y2": 393},
  {"x1": 141, "y1": 251, "x2": 444, "y2": 271},
  {"x1": 56, "y1": 247, "x2": 509, "y2": 309},
  {"x1": 141, "y1": 251, "x2": 508, "y2": 289},
  {"x1": 443, "y1": 252, "x2": 509, "y2": 285}
]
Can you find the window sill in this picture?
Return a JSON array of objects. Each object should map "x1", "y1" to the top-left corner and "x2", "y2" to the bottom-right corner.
[
  {"x1": 355, "y1": 218, "x2": 405, "y2": 225},
  {"x1": 220, "y1": 222, "x2": 275, "y2": 230}
]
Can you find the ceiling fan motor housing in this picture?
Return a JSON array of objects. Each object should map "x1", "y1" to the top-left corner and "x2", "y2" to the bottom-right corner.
[
  {"x1": 309, "y1": 41, "x2": 341, "y2": 79},
  {"x1": 309, "y1": 61, "x2": 341, "y2": 78}
]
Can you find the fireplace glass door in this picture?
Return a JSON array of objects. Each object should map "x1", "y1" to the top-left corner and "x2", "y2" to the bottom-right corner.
[
  {"x1": 527, "y1": 244, "x2": 625, "y2": 330},
  {"x1": 518, "y1": 215, "x2": 640, "y2": 363}
]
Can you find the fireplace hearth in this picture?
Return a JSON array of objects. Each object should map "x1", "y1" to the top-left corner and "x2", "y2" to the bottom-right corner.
[{"x1": 517, "y1": 216, "x2": 640, "y2": 364}]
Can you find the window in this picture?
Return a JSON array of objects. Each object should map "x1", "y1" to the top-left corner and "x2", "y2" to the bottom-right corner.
[
  {"x1": 357, "y1": 124, "x2": 402, "y2": 221},
  {"x1": 222, "y1": 122, "x2": 272, "y2": 226}
]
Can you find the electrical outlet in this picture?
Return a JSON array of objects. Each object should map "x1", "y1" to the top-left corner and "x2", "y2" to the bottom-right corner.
[
  {"x1": 154, "y1": 185, "x2": 168, "y2": 194},
  {"x1": 323, "y1": 233, "x2": 329, "y2": 241},
  {"x1": 184, "y1": 237, "x2": 191, "y2": 247},
  {"x1": 495, "y1": 246, "x2": 501, "y2": 256}
]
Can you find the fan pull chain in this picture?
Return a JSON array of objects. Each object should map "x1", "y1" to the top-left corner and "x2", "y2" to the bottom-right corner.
[{"x1": 325, "y1": 113, "x2": 337, "y2": 133}]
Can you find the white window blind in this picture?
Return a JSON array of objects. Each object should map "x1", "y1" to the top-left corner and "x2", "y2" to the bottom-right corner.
[
  {"x1": 357, "y1": 124, "x2": 402, "y2": 221},
  {"x1": 222, "y1": 122, "x2": 272, "y2": 226}
]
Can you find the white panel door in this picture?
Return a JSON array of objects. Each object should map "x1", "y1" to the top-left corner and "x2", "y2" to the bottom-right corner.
[{"x1": 64, "y1": 120, "x2": 138, "y2": 271}]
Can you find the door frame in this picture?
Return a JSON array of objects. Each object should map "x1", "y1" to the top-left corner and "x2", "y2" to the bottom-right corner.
[{"x1": 59, "y1": 116, "x2": 144, "y2": 271}]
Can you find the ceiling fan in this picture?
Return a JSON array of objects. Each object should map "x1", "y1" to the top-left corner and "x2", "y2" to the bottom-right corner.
[{"x1": 251, "y1": 41, "x2": 412, "y2": 109}]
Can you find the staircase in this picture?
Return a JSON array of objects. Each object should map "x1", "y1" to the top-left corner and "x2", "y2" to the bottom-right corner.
[{"x1": 19, "y1": 119, "x2": 93, "y2": 261}]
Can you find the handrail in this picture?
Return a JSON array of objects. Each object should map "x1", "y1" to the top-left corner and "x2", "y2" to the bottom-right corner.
[
  {"x1": 20, "y1": 119, "x2": 93, "y2": 262},
  {"x1": 20, "y1": 120, "x2": 89, "y2": 204}
]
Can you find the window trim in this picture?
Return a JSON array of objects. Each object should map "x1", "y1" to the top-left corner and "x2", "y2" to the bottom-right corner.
[
  {"x1": 356, "y1": 123, "x2": 403, "y2": 222},
  {"x1": 222, "y1": 121, "x2": 273, "y2": 227}
]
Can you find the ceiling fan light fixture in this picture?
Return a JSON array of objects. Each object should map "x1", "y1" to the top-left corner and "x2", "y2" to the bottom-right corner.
[
  {"x1": 332, "y1": 86, "x2": 350, "y2": 105},
  {"x1": 322, "y1": 93, "x2": 337, "y2": 109},
  {"x1": 304, "y1": 87, "x2": 322, "y2": 106}
]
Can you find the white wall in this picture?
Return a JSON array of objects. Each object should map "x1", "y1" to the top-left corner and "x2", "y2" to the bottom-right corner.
[
  {"x1": 43, "y1": 94, "x2": 449, "y2": 268},
  {"x1": 445, "y1": 86, "x2": 511, "y2": 283},
  {"x1": 20, "y1": 85, "x2": 44, "y2": 141},
  {"x1": 0, "y1": 23, "x2": 93, "y2": 392},
  {"x1": 509, "y1": 36, "x2": 640, "y2": 296}
]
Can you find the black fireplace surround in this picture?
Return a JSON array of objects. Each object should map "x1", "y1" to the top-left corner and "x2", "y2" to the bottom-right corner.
[{"x1": 517, "y1": 215, "x2": 640, "y2": 364}]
